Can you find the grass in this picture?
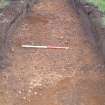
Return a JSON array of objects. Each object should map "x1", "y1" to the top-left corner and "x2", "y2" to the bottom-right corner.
[
  {"x1": 0, "y1": 0, "x2": 10, "y2": 9},
  {"x1": 85, "y1": 0, "x2": 105, "y2": 12},
  {"x1": 83, "y1": 0, "x2": 105, "y2": 26}
]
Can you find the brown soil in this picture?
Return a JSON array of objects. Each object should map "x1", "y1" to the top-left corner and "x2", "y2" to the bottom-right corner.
[{"x1": 0, "y1": 0, "x2": 105, "y2": 105}]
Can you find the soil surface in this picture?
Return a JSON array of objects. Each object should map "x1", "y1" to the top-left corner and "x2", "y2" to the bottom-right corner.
[
  {"x1": 0, "y1": 0, "x2": 105, "y2": 105},
  {"x1": 77, "y1": 0, "x2": 105, "y2": 58}
]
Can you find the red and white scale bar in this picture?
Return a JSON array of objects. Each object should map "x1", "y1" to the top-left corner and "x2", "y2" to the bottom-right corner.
[{"x1": 22, "y1": 45, "x2": 69, "y2": 50}]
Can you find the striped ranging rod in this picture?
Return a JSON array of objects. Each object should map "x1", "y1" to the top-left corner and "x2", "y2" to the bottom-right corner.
[{"x1": 22, "y1": 45, "x2": 69, "y2": 50}]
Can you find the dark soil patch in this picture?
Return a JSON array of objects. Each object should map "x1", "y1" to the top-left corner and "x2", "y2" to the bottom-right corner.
[
  {"x1": 0, "y1": 0, "x2": 38, "y2": 70},
  {"x1": 72, "y1": 0, "x2": 105, "y2": 60}
]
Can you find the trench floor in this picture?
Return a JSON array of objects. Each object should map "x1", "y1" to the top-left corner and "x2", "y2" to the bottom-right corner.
[{"x1": 0, "y1": 0, "x2": 105, "y2": 105}]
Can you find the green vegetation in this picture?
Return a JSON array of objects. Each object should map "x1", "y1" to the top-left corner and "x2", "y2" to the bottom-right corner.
[
  {"x1": 0, "y1": 0, "x2": 10, "y2": 9},
  {"x1": 86, "y1": 0, "x2": 105, "y2": 12},
  {"x1": 83, "y1": 0, "x2": 105, "y2": 26}
]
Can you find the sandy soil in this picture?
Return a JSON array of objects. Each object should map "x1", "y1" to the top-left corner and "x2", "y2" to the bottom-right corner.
[{"x1": 0, "y1": 0, "x2": 105, "y2": 105}]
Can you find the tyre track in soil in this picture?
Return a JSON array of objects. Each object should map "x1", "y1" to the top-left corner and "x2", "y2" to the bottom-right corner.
[{"x1": 0, "y1": 0, "x2": 105, "y2": 105}]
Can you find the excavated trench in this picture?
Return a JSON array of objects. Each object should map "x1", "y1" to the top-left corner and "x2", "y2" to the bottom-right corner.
[{"x1": 0, "y1": 0, "x2": 105, "y2": 105}]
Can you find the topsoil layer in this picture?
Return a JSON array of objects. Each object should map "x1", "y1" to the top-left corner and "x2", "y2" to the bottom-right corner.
[
  {"x1": 74, "y1": 0, "x2": 105, "y2": 59},
  {"x1": 0, "y1": 0, "x2": 38, "y2": 69}
]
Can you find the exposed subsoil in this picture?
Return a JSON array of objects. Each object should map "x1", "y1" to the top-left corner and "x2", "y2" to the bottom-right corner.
[{"x1": 0, "y1": 0, "x2": 105, "y2": 105}]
